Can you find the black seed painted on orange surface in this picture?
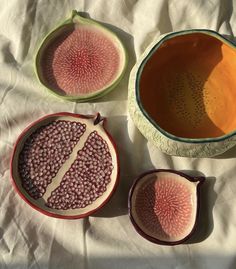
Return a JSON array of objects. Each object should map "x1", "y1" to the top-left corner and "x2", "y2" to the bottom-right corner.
[{"x1": 166, "y1": 71, "x2": 214, "y2": 128}]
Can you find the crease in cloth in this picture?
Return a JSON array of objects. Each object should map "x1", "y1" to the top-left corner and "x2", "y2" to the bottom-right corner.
[
  {"x1": 83, "y1": 217, "x2": 91, "y2": 269},
  {"x1": 11, "y1": 217, "x2": 41, "y2": 269},
  {"x1": 116, "y1": 218, "x2": 156, "y2": 269},
  {"x1": 18, "y1": 0, "x2": 38, "y2": 63}
]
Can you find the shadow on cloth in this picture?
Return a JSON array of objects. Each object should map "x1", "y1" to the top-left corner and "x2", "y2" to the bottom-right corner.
[
  {"x1": 93, "y1": 116, "x2": 217, "y2": 246},
  {"x1": 93, "y1": 115, "x2": 156, "y2": 218},
  {"x1": 179, "y1": 172, "x2": 217, "y2": 244},
  {"x1": 3, "y1": 253, "x2": 236, "y2": 269}
]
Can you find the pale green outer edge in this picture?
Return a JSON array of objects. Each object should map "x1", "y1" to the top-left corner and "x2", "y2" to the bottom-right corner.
[
  {"x1": 128, "y1": 29, "x2": 236, "y2": 157},
  {"x1": 34, "y1": 10, "x2": 128, "y2": 102}
]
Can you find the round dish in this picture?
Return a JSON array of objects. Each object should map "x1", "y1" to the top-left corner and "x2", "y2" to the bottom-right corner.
[
  {"x1": 128, "y1": 29, "x2": 236, "y2": 157},
  {"x1": 10, "y1": 112, "x2": 119, "y2": 219},
  {"x1": 128, "y1": 169, "x2": 204, "y2": 245}
]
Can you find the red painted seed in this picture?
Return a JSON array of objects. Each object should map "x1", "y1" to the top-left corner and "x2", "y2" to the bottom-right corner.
[
  {"x1": 18, "y1": 120, "x2": 86, "y2": 199},
  {"x1": 47, "y1": 131, "x2": 113, "y2": 210}
]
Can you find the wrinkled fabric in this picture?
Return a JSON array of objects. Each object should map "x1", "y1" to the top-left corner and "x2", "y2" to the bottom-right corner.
[{"x1": 1, "y1": 0, "x2": 236, "y2": 268}]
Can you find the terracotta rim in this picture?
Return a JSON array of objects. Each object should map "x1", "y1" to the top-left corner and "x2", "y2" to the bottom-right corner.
[
  {"x1": 135, "y1": 29, "x2": 236, "y2": 143},
  {"x1": 128, "y1": 169, "x2": 205, "y2": 245},
  {"x1": 10, "y1": 112, "x2": 120, "y2": 219}
]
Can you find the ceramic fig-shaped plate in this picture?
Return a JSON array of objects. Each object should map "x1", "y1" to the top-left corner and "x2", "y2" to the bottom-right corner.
[
  {"x1": 10, "y1": 112, "x2": 119, "y2": 219},
  {"x1": 128, "y1": 169, "x2": 205, "y2": 245},
  {"x1": 35, "y1": 10, "x2": 127, "y2": 101}
]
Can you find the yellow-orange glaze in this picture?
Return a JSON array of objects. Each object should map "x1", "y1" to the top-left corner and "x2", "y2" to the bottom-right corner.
[{"x1": 140, "y1": 33, "x2": 236, "y2": 138}]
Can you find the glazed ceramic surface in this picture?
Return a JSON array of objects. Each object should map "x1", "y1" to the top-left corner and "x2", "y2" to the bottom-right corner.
[
  {"x1": 128, "y1": 169, "x2": 204, "y2": 245},
  {"x1": 35, "y1": 11, "x2": 127, "y2": 101},
  {"x1": 128, "y1": 29, "x2": 236, "y2": 157},
  {"x1": 10, "y1": 112, "x2": 119, "y2": 219}
]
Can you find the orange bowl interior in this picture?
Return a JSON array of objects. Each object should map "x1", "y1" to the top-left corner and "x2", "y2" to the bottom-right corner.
[{"x1": 139, "y1": 32, "x2": 236, "y2": 139}]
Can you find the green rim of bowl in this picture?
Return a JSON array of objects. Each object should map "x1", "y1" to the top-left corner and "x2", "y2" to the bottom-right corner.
[{"x1": 135, "y1": 29, "x2": 236, "y2": 144}]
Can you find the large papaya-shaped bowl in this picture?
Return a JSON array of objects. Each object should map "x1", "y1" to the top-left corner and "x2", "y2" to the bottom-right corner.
[{"x1": 128, "y1": 29, "x2": 236, "y2": 157}]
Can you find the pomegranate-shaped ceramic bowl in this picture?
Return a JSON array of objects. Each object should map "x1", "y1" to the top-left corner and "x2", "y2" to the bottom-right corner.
[
  {"x1": 10, "y1": 112, "x2": 119, "y2": 219},
  {"x1": 128, "y1": 29, "x2": 236, "y2": 157},
  {"x1": 128, "y1": 169, "x2": 205, "y2": 245}
]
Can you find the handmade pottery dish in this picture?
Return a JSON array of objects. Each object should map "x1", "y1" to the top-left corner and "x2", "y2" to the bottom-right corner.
[
  {"x1": 128, "y1": 29, "x2": 236, "y2": 157},
  {"x1": 128, "y1": 169, "x2": 204, "y2": 245},
  {"x1": 35, "y1": 10, "x2": 127, "y2": 101},
  {"x1": 10, "y1": 112, "x2": 119, "y2": 219}
]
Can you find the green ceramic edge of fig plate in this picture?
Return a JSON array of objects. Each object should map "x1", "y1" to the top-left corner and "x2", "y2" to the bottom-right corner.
[{"x1": 34, "y1": 10, "x2": 128, "y2": 102}]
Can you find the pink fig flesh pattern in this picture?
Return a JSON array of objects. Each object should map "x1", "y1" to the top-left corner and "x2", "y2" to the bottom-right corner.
[
  {"x1": 135, "y1": 177, "x2": 193, "y2": 240},
  {"x1": 46, "y1": 131, "x2": 113, "y2": 210},
  {"x1": 41, "y1": 26, "x2": 120, "y2": 96},
  {"x1": 18, "y1": 121, "x2": 86, "y2": 199}
]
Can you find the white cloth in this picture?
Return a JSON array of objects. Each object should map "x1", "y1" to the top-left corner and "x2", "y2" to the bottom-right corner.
[{"x1": 1, "y1": 0, "x2": 236, "y2": 268}]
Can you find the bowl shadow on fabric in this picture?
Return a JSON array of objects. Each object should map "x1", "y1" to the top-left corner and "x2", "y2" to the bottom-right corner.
[
  {"x1": 93, "y1": 115, "x2": 156, "y2": 218},
  {"x1": 3, "y1": 255, "x2": 236, "y2": 269},
  {"x1": 179, "y1": 171, "x2": 217, "y2": 244}
]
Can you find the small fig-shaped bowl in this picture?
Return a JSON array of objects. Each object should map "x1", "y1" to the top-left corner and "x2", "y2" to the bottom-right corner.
[{"x1": 128, "y1": 169, "x2": 205, "y2": 245}]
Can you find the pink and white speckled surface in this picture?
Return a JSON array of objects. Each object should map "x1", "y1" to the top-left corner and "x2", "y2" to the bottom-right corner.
[
  {"x1": 42, "y1": 26, "x2": 120, "y2": 95},
  {"x1": 133, "y1": 173, "x2": 197, "y2": 242}
]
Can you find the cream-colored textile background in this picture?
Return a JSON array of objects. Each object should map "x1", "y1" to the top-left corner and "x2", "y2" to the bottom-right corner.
[{"x1": 1, "y1": 0, "x2": 236, "y2": 268}]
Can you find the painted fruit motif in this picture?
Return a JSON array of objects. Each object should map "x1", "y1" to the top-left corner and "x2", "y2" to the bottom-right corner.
[
  {"x1": 10, "y1": 113, "x2": 119, "y2": 219},
  {"x1": 18, "y1": 120, "x2": 86, "y2": 199},
  {"x1": 35, "y1": 10, "x2": 127, "y2": 101},
  {"x1": 129, "y1": 170, "x2": 204, "y2": 245},
  {"x1": 128, "y1": 29, "x2": 236, "y2": 157}
]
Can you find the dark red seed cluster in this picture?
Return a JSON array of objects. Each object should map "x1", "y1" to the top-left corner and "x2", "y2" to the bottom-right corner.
[
  {"x1": 18, "y1": 120, "x2": 86, "y2": 199},
  {"x1": 46, "y1": 131, "x2": 113, "y2": 210}
]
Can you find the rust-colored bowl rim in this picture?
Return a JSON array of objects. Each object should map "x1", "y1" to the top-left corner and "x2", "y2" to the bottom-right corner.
[
  {"x1": 10, "y1": 112, "x2": 120, "y2": 219},
  {"x1": 135, "y1": 29, "x2": 236, "y2": 144},
  {"x1": 128, "y1": 169, "x2": 205, "y2": 245}
]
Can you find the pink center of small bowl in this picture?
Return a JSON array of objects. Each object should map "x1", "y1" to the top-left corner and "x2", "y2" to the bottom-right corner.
[{"x1": 135, "y1": 177, "x2": 193, "y2": 241}]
